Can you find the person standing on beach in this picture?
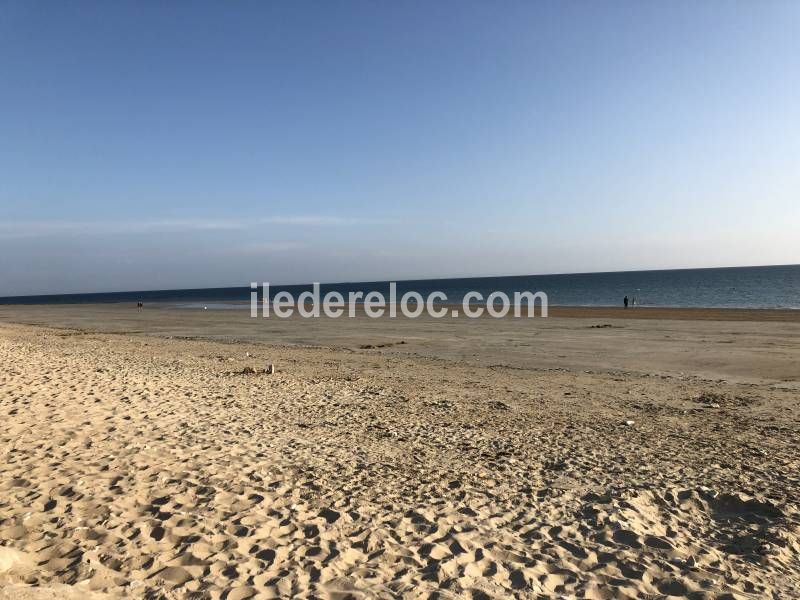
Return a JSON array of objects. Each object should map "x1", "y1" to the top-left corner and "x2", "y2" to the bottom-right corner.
[{"x1": 624, "y1": 295, "x2": 629, "y2": 308}]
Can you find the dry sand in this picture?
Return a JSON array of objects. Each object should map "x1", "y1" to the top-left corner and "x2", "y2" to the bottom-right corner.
[{"x1": 1, "y1": 307, "x2": 799, "y2": 598}]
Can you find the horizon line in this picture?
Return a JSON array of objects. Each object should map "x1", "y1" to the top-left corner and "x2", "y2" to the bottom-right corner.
[{"x1": 1, "y1": 262, "x2": 797, "y2": 300}]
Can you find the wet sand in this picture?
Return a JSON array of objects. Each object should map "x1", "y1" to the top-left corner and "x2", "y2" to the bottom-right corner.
[{"x1": 1, "y1": 303, "x2": 799, "y2": 384}]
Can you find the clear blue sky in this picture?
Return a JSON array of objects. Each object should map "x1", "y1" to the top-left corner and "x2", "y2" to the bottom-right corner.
[{"x1": 1, "y1": 1, "x2": 798, "y2": 295}]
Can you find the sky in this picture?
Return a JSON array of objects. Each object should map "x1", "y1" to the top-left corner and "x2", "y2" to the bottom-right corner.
[{"x1": 1, "y1": 1, "x2": 799, "y2": 295}]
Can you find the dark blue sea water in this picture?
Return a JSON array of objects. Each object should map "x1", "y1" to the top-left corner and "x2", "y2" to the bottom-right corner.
[{"x1": 1, "y1": 265, "x2": 798, "y2": 309}]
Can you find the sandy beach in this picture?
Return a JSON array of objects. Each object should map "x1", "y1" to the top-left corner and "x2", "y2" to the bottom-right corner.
[
  {"x1": 5, "y1": 0, "x2": 799, "y2": 597},
  {"x1": 1, "y1": 307, "x2": 799, "y2": 598}
]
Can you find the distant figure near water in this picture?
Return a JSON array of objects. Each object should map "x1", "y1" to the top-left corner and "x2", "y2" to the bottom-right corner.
[
  {"x1": 137, "y1": 301, "x2": 143, "y2": 312},
  {"x1": 623, "y1": 296, "x2": 629, "y2": 308}
]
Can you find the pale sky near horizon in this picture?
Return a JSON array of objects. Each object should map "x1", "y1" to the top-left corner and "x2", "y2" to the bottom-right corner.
[{"x1": 1, "y1": 1, "x2": 799, "y2": 295}]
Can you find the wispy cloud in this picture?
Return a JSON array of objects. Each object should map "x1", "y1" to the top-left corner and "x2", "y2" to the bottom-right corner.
[
  {"x1": 229, "y1": 241, "x2": 306, "y2": 254},
  {"x1": 0, "y1": 216, "x2": 393, "y2": 240},
  {"x1": 256, "y1": 216, "x2": 390, "y2": 226}
]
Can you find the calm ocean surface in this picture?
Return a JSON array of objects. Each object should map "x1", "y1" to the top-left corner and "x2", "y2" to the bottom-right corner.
[{"x1": 1, "y1": 265, "x2": 798, "y2": 309}]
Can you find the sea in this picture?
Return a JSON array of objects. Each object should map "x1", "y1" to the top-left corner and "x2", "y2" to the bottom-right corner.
[{"x1": 1, "y1": 264, "x2": 798, "y2": 309}]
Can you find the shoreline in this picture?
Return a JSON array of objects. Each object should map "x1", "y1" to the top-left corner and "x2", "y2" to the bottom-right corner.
[
  {"x1": 1, "y1": 302, "x2": 799, "y2": 322},
  {"x1": 548, "y1": 305, "x2": 800, "y2": 321}
]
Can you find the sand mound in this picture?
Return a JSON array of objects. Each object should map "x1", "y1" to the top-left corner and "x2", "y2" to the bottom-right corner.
[{"x1": 578, "y1": 487, "x2": 799, "y2": 596}]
